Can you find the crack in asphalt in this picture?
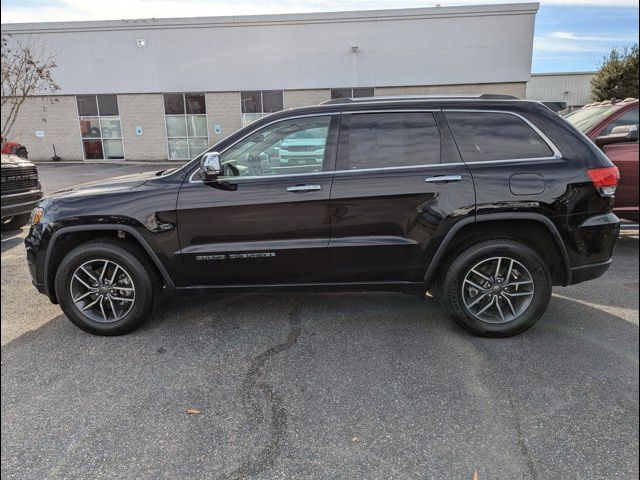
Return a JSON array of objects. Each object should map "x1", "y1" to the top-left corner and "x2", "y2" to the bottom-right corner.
[
  {"x1": 220, "y1": 298, "x2": 303, "y2": 480},
  {"x1": 508, "y1": 394, "x2": 539, "y2": 480}
]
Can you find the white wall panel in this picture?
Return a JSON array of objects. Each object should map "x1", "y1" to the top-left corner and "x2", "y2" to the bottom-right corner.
[{"x1": 2, "y1": 3, "x2": 538, "y2": 94}]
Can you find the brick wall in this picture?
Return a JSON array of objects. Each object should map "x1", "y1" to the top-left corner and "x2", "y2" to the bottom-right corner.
[
  {"x1": 206, "y1": 92, "x2": 242, "y2": 143},
  {"x1": 1, "y1": 95, "x2": 83, "y2": 161},
  {"x1": 283, "y1": 89, "x2": 331, "y2": 109},
  {"x1": 118, "y1": 94, "x2": 168, "y2": 161}
]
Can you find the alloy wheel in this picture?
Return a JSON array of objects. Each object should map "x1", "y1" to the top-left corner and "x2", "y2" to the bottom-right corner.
[
  {"x1": 69, "y1": 259, "x2": 136, "y2": 323},
  {"x1": 461, "y1": 256, "x2": 535, "y2": 324}
]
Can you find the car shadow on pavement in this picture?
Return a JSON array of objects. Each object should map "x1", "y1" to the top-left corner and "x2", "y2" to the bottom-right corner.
[
  {"x1": 1, "y1": 290, "x2": 638, "y2": 480},
  {"x1": 0, "y1": 228, "x2": 25, "y2": 253}
]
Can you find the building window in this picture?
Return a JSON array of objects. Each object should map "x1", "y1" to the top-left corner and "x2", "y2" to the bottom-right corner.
[
  {"x1": 163, "y1": 93, "x2": 209, "y2": 160},
  {"x1": 77, "y1": 94, "x2": 124, "y2": 159},
  {"x1": 330, "y1": 87, "x2": 374, "y2": 100},
  {"x1": 241, "y1": 91, "x2": 283, "y2": 126}
]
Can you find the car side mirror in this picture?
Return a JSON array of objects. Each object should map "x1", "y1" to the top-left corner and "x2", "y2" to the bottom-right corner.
[
  {"x1": 200, "y1": 152, "x2": 221, "y2": 176},
  {"x1": 595, "y1": 125, "x2": 639, "y2": 147}
]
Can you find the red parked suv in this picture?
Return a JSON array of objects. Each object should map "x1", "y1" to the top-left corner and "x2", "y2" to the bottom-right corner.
[{"x1": 566, "y1": 98, "x2": 639, "y2": 222}]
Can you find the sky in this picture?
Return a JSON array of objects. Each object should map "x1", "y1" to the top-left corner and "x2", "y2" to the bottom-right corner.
[{"x1": 1, "y1": 0, "x2": 638, "y2": 73}]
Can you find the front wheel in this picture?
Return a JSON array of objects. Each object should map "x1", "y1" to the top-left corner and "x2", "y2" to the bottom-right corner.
[
  {"x1": 55, "y1": 240, "x2": 158, "y2": 335},
  {"x1": 440, "y1": 239, "x2": 552, "y2": 337}
]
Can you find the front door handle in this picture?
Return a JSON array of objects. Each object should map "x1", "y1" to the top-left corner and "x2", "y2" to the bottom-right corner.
[
  {"x1": 286, "y1": 184, "x2": 322, "y2": 193},
  {"x1": 425, "y1": 175, "x2": 463, "y2": 184}
]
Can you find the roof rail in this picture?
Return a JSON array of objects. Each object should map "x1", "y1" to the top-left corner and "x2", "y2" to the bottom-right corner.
[{"x1": 320, "y1": 93, "x2": 519, "y2": 105}]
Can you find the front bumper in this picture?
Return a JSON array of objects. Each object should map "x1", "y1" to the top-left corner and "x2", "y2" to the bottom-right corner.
[
  {"x1": 1, "y1": 189, "x2": 43, "y2": 218},
  {"x1": 24, "y1": 221, "x2": 53, "y2": 300}
]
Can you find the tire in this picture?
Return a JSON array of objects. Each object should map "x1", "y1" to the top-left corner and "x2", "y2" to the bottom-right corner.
[
  {"x1": 15, "y1": 146, "x2": 28, "y2": 159},
  {"x1": 1, "y1": 213, "x2": 31, "y2": 231},
  {"x1": 440, "y1": 239, "x2": 552, "y2": 337},
  {"x1": 55, "y1": 240, "x2": 158, "y2": 335}
]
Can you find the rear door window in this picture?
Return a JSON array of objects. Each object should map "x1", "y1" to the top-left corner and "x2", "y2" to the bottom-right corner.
[
  {"x1": 344, "y1": 112, "x2": 441, "y2": 169},
  {"x1": 445, "y1": 111, "x2": 554, "y2": 162}
]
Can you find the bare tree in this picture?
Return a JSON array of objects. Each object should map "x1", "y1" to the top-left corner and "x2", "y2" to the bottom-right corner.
[{"x1": 1, "y1": 34, "x2": 59, "y2": 139}]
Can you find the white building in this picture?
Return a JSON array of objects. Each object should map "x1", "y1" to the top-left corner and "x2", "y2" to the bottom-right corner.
[
  {"x1": 1, "y1": 3, "x2": 540, "y2": 161},
  {"x1": 526, "y1": 71, "x2": 596, "y2": 113}
]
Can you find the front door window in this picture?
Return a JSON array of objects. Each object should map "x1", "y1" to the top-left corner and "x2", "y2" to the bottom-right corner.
[{"x1": 219, "y1": 116, "x2": 332, "y2": 178}]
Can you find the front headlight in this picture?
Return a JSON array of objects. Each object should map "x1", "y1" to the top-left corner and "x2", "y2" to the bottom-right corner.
[{"x1": 31, "y1": 207, "x2": 44, "y2": 225}]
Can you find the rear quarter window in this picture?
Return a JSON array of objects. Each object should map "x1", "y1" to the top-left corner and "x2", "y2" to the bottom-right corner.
[{"x1": 445, "y1": 111, "x2": 554, "y2": 162}]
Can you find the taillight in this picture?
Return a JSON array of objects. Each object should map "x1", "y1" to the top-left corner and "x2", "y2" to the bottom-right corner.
[{"x1": 587, "y1": 166, "x2": 620, "y2": 196}]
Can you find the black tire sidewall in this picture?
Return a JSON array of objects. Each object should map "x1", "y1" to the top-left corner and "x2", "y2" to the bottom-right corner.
[
  {"x1": 55, "y1": 242, "x2": 154, "y2": 335},
  {"x1": 444, "y1": 240, "x2": 552, "y2": 337}
]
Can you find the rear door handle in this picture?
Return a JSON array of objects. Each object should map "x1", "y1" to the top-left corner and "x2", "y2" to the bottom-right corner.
[
  {"x1": 425, "y1": 175, "x2": 463, "y2": 184},
  {"x1": 286, "y1": 184, "x2": 322, "y2": 192}
]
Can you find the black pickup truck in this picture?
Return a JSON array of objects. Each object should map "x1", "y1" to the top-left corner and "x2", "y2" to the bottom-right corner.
[{"x1": 1, "y1": 154, "x2": 43, "y2": 230}]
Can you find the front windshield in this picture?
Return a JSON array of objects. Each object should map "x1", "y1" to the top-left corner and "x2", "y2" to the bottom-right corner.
[{"x1": 565, "y1": 105, "x2": 620, "y2": 133}]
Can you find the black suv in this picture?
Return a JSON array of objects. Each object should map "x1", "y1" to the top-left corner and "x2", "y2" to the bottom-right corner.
[{"x1": 25, "y1": 95, "x2": 621, "y2": 337}]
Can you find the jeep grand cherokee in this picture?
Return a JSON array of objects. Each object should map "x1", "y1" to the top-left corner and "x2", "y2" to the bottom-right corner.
[{"x1": 25, "y1": 95, "x2": 621, "y2": 337}]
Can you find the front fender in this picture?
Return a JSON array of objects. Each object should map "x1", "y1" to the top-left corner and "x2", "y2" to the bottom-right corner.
[{"x1": 26, "y1": 217, "x2": 181, "y2": 303}]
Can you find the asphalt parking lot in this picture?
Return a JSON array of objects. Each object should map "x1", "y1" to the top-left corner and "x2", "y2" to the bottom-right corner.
[{"x1": 2, "y1": 163, "x2": 638, "y2": 480}]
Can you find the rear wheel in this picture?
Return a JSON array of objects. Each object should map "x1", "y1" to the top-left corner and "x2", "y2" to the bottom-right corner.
[
  {"x1": 55, "y1": 240, "x2": 158, "y2": 335},
  {"x1": 440, "y1": 239, "x2": 552, "y2": 337}
]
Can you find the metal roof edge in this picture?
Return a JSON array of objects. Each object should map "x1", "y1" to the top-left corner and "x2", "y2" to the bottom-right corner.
[{"x1": 1, "y1": 3, "x2": 540, "y2": 33}]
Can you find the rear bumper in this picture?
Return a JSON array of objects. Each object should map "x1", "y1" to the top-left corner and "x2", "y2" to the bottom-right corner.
[
  {"x1": 566, "y1": 212, "x2": 620, "y2": 285},
  {"x1": 570, "y1": 259, "x2": 613, "y2": 284},
  {"x1": 1, "y1": 189, "x2": 43, "y2": 218}
]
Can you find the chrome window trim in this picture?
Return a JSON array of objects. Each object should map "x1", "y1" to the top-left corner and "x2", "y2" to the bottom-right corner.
[
  {"x1": 442, "y1": 109, "x2": 563, "y2": 161},
  {"x1": 333, "y1": 163, "x2": 462, "y2": 175},
  {"x1": 191, "y1": 170, "x2": 334, "y2": 183},
  {"x1": 456, "y1": 156, "x2": 562, "y2": 166}
]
